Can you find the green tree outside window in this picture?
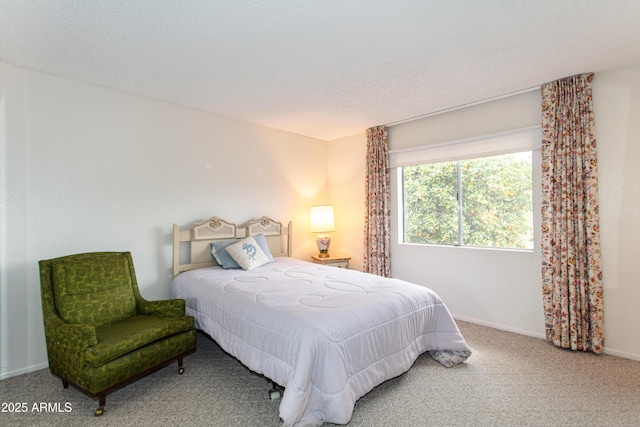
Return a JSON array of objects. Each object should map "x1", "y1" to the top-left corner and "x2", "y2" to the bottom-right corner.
[{"x1": 402, "y1": 152, "x2": 533, "y2": 249}]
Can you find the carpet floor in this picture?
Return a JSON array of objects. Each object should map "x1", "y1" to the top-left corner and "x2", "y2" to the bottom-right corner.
[{"x1": 1, "y1": 321, "x2": 638, "y2": 426}]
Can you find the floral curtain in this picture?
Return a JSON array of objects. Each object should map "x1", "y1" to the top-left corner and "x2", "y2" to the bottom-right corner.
[
  {"x1": 364, "y1": 125, "x2": 391, "y2": 277},
  {"x1": 540, "y1": 73, "x2": 604, "y2": 353}
]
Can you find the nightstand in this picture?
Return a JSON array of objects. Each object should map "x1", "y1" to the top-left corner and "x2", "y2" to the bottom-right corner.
[{"x1": 311, "y1": 255, "x2": 351, "y2": 269}]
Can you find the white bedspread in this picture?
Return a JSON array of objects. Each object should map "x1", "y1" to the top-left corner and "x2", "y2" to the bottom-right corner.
[{"x1": 170, "y1": 257, "x2": 471, "y2": 426}]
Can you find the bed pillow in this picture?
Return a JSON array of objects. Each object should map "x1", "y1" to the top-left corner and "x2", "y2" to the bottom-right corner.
[
  {"x1": 210, "y1": 240, "x2": 241, "y2": 269},
  {"x1": 225, "y1": 236, "x2": 271, "y2": 271},
  {"x1": 210, "y1": 234, "x2": 273, "y2": 268},
  {"x1": 252, "y1": 234, "x2": 274, "y2": 262}
]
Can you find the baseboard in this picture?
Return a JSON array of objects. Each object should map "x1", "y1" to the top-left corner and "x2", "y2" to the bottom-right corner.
[
  {"x1": 603, "y1": 347, "x2": 640, "y2": 361},
  {"x1": 453, "y1": 315, "x2": 546, "y2": 340},
  {"x1": 454, "y1": 315, "x2": 640, "y2": 361},
  {"x1": 0, "y1": 362, "x2": 48, "y2": 381}
]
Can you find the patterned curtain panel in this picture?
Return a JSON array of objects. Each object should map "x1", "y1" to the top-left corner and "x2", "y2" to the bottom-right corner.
[
  {"x1": 540, "y1": 73, "x2": 604, "y2": 354},
  {"x1": 364, "y1": 126, "x2": 391, "y2": 277}
]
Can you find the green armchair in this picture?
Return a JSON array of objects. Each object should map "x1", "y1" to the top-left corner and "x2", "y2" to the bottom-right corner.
[{"x1": 39, "y1": 251, "x2": 196, "y2": 416}]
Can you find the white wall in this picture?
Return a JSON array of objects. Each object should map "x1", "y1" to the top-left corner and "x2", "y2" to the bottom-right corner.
[
  {"x1": 594, "y1": 65, "x2": 640, "y2": 360},
  {"x1": 327, "y1": 133, "x2": 367, "y2": 272},
  {"x1": 0, "y1": 62, "x2": 329, "y2": 379}
]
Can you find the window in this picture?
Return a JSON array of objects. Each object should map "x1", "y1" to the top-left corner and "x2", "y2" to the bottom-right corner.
[{"x1": 401, "y1": 152, "x2": 533, "y2": 249}]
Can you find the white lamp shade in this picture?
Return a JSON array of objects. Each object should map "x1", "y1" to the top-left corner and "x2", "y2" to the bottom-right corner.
[{"x1": 310, "y1": 206, "x2": 335, "y2": 233}]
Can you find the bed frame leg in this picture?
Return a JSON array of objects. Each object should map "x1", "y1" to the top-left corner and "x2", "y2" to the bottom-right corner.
[{"x1": 268, "y1": 381, "x2": 284, "y2": 400}]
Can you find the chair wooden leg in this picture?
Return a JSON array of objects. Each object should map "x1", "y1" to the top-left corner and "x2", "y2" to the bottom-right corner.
[
  {"x1": 95, "y1": 393, "x2": 106, "y2": 417},
  {"x1": 178, "y1": 355, "x2": 185, "y2": 375}
]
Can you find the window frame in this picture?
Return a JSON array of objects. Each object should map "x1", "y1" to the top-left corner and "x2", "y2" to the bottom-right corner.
[
  {"x1": 400, "y1": 152, "x2": 534, "y2": 250},
  {"x1": 392, "y1": 126, "x2": 540, "y2": 252}
]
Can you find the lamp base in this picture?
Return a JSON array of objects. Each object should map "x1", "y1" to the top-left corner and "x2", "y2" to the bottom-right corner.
[{"x1": 316, "y1": 234, "x2": 331, "y2": 258}]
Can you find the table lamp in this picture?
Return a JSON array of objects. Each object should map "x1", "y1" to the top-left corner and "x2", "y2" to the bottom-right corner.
[{"x1": 310, "y1": 205, "x2": 335, "y2": 258}]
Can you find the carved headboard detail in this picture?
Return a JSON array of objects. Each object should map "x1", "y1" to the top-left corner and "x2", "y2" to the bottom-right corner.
[{"x1": 172, "y1": 216, "x2": 291, "y2": 277}]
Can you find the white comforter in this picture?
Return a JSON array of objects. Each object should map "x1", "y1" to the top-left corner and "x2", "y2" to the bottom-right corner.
[{"x1": 170, "y1": 257, "x2": 471, "y2": 426}]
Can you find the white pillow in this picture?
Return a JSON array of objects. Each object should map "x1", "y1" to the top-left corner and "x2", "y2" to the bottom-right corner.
[{"x1": 225, "y1": 236, "x2": 271, "y2": 271}]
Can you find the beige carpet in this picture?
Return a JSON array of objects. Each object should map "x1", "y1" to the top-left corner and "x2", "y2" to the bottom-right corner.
[{"x1": 1, "y1": 321, "x2": 638, "y2": 426}]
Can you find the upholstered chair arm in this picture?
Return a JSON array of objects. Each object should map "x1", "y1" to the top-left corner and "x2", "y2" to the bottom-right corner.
[
  {"x1": 137, "y1": 298, "x2": 186, "y2": 317},
  {"x1": 47, "y1": 317, "x2": 98, "y2": 347},
  {"x1": 45, "y1": 318, "x2": 97, "y2": 375}
]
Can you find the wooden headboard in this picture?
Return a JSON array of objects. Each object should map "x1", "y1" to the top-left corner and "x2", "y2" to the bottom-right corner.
[{"x1": 172, "y1": 216, "x2": 292, "y2": 277}]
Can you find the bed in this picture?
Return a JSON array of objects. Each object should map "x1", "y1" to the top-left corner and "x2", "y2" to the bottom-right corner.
[{"x1": 170, "y1": 216, "x2": 471, "y2": 426}]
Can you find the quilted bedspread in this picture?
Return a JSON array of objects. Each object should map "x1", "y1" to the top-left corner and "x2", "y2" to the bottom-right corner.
[{"x1": 170, "y1": 257, "x2": 471, "y2": 426}]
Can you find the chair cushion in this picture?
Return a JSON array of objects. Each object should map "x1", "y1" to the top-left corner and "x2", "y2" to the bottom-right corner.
[
  {"x1": 85, "y1": 315, "x2": 195, "y2": 368},
  {"x1": 52, "y1": 254, "x2": 137, "y2": 327}
]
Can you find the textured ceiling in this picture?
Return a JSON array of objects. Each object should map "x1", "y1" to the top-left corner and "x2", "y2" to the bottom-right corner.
[{"x1": 2, "y1": 1, "x2": 640, "y2": 141}]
